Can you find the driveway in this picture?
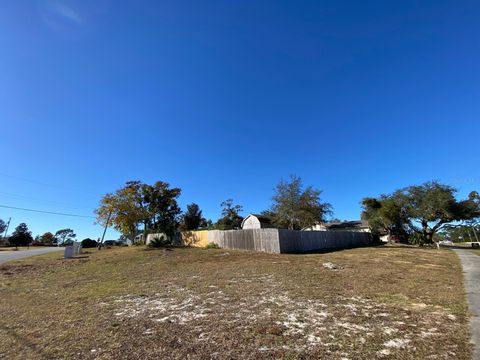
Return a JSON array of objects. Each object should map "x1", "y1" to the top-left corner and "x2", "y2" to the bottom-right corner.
[
  {"x1": 454, "y1": 249, "x2": 480, "y2": 360},
  {"x1": 0, "y1": 247, "x2": 63, "y2": 265}
]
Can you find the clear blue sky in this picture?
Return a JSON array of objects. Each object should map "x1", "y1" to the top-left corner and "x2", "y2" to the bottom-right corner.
[{"x1": 1, "y1": 0, "x2": 479, "y2": 240}]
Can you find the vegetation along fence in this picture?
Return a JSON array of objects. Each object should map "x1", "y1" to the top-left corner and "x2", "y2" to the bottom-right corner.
[{"x1": 180, "y1": 229, "x2": 372, "y2": 254}]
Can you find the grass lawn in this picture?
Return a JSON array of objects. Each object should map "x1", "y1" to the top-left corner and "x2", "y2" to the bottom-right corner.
[{"x1": 0, "y1": 245, "x2": 471, "y2": 359}]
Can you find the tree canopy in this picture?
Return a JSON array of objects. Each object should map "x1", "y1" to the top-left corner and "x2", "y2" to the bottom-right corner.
[
  {"x1": 81, "y1": 238, "x2": 98, "y2": 248},
  {"x1": 95, "y1": 180, "x2": 182, "y2": 240},
  {"x1": 215, "y1": 199, "x2": 243, "y2": 230},
  {"x1": 55, "y1": 228, "x2": 77, "y2": 245},
  {"x1": 10, "y1": 223, "x2": 33, "y2": 247},
  {"x1": 439, "y1": 223, "x2": 480, "y2": 243},
  {"x1": 269, "y1": 175, "x2": 332, "y2": 230},
  {"x1": 362, "y1": 181, "x2": 480, "y2": 244},
  {"x1": 361, "y1": 195, "x2": 409, "y2": 241},
  {"x1": 180, "y1": 203, "x2": 207, "y2": 231},
  {"x1": 142, "y1": 181, "x2": 182, "y2": 236},
  {"x1": 37, "y1": 232, "x2": 55, "y2": 245}
]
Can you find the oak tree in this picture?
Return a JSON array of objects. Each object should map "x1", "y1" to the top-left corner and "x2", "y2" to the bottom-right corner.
[{"x1": 270, "y1": 175, "x2": 332, "y2": 230}]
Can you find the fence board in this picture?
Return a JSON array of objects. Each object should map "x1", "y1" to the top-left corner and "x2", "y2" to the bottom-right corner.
[{"x1": 206, "y1": 229, "x2": 372, "y2": 253}]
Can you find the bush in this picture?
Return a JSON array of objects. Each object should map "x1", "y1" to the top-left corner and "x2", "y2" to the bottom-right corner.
[
  {"x1": 81, "y1": 238, "x2": 98, "y2": 248},
  {"x1": 30, "y1": 241, "x2": 46, "y2": 246},
  {"x1": 148, "y1": 234, "x2": 172, "y2": 248},
  {"x1": 205, "y1": 242, "x2": 220, "y2": 249},
  {"x1": 408, "y1": 233, "x2": 423, "y2": 246}
]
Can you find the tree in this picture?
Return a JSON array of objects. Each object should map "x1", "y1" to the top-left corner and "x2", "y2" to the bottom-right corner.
[
  {"x1": 440, "y1": 224, "x2": 479, "y2": 243},
  {"x1": 202, "y1": 219, "x2": 214, "y2": 230},
  {"x1": 361, "y1": 195, "x2": 409, "y2": 241},
  {"x1": 328, "y1": 218, "x2": 343, "y2": 223},
  {"x1": 81, "y1": 238, "x2": 98, "y2": 248},
  {"x1": 269, "y1": 175, "x2": 332, "y2": 230},
  {"x1": 363, "y1": 181, "x2": 480, "y2": 245},
  {"x1": 397, "y1": 182, "x2": 480, "y2": 244},
  {"x1": 142, "y1": 181, "x2": 182, "y2": 237},
  {"x1": 55, "y1": 228, "x2": 76, "y2": 245},
  {"x1": 38, "y1": 232, "x2": 55, "y2": 245},
  {"x1": 215, "y1": 199, "x2": 243, "y2": 230},
  {"x1": 95, "y1": 182, "x2": 147, "y2": 243},
  {"x1": 95, "y1": 180, "x2": 182, "y2": 241},
  {"x1": 10, "y1": 223, "x2": 33, "y2": 248},
  {"x1": 259, "y1": 210, "x2": 277, "y2": 226},
  {"x1": 180, "y1": 203, "x2": 206, "y2": 231}
]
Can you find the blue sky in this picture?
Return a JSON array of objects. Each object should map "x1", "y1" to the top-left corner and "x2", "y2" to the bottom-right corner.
[{"x1": 0, "y1": 0, "x2": 479, "y2": 240}]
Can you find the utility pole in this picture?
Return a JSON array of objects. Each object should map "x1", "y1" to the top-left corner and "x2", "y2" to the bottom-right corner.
[
  {"x1": 472, "y1": 225, "x2": 479, "y2": 242},
  {"x1": 98, "y1": 211, "x2": 112, "y2": 250},
  {"x1": 3, "y1": 217, "x2": 10, "y2": 239}
]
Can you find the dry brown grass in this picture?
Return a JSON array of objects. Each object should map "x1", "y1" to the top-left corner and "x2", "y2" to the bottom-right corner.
[{"x1": 0, "y1": 245, "x2": 471, "y2": 359}]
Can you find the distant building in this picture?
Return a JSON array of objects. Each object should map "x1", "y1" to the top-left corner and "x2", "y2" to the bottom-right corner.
[
  {"x1": 303, "y1": 220, "x2": 370, "y2": 232},
  {"x1": 241, "y1": 214, "x2": 274, "y2": 230}
]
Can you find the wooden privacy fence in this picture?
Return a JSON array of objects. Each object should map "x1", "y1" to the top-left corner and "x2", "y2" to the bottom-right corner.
[
  {"x1": 178, "y1": 230, "x2": 209, "y2": 247},
  {"x1": 277, "y1": 230, "x2": 372, "y2": 253},
  {"x1": 180, "y1": 229, "x2": 372, "y2": 254}
]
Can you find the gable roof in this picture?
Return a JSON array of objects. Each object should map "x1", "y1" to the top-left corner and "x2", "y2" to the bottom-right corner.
[{"x1": 241, "y1": 213, "x2": 273, "y2": 228}]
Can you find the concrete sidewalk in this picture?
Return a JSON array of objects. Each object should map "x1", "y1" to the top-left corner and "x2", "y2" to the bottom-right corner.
[
  {"x1": 454, "y1": 249, "x2": 480, "y2": 360},
  {"x1": 0, "y1": 247, "x2": 63, "y2": 265}
]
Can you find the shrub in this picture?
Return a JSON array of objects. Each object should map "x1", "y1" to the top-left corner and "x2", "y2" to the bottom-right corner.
[
  {"x1": 205, "y1": 242, "x2": 220, "y2": 249},
  {"x1": 81, "y1": 238, "x2": 98, "y2": 248},
  {"x1": 148, "y1": 234, "x2": 171, "y2": 248},
  {"x1": 31, "y1": 241, "x2": 46, "y2": 246},
  {"x1": 408, "y1": 233, "x2": 423, "y2": 246}
]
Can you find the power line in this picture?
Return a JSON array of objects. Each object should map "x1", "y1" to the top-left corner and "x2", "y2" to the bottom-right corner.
[
  {"x1": 0, "y1": 204, "x2": 96, "y2": 219},
  {"x1": 0, "y1": 172, "x2": 101, "y2": 196},
  {"x1": 0, "y1": 190, "x2": 94, "y2": 211}
]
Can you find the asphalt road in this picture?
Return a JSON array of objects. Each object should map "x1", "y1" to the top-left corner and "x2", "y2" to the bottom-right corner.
[
  {"x1": 454, "y1": 249, "x2": 480, "y2": 360},
  {"x1": 0, "y1": 247, "x2": 63, "y2": 265}
]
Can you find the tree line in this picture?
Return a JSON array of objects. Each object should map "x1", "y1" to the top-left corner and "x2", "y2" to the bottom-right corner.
[
  {"x1": 5, "y1": 177, "x2": 476, "y2": 248},
  {"x1": 361, "y1": 181, "x2": 480, "y2": 245},
  {"x1": 95, "y1": 175, "x2": 333, "y2": 242},
  {"x1": 95, "y1": 177, "x2": 480, "y2": 245},
  {"x1": 0, "y1": 221, "x2": 78, "y2": 248}
]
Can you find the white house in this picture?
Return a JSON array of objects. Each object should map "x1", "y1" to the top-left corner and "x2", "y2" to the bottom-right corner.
[{"x1": 303, "y1": 220, "x2": 371, "y2": 232}]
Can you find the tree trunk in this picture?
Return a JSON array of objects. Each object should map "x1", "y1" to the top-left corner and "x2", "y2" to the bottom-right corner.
[
  {"x1": 420, "y1": 221, "x2": 431, "y2": 245},
  {"x1": 426, "y1": 232, "x2": 434, "y2": 244},
  {"x1": 143, "y1": 221, "x2": 148, "y2": 245}
]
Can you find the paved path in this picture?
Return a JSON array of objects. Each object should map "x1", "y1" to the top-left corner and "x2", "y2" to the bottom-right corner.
[
  {"x1": 454, "y1": 249, "x2": 480, "y2": 360},
  {"x1": 0, "y1": 247, "x2": 63, "y2": 265}
]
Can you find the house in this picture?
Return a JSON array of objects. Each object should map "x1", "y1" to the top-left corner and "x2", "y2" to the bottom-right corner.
[
  {"x1": 303, "y1": 223, "x2": 329, "y2": 231},
  {"x1": 241, "y1": 214, "x2": 274, "y2": 229},
  {"x1": 303, "y1": 220, "x2": 371, "y2": 232},
  {"x1": 303, "y1": 220, "x2": 395, "y2": 242}
]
